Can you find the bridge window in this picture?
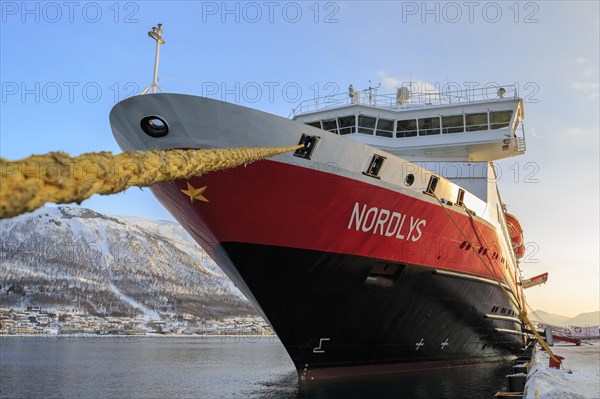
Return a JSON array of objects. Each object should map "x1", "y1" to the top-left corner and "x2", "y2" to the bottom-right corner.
[
  {"x1": 375, "y1": 118, "x2": 394, "y2": 138},
  {"x1": 396, "y1": 119, "x2": 418, "y2": 138},
  {"x1": 322, "y1": 119, "x2": 338, "y2": 134},
  {"x1": 337, "y1": 115, "x2": 356, "y2": 135},
  {"x1": 466, "y1": 113, "x2": 488, "y2": 131},
  {"x1": 305, "y1": 121, "x2": 322, "y2": 129},
  {"x1": 419, "y1": 117, "x2": 440, "y2": 136},
  {"x1": 490, "y1": 110, "x2": 513, "y2": 130},
  {"x1": 442, "y1": 115, "x2": 464, "y2": 134},
  {"x1": 338, "y1": 115, "x2": 356, "y2": 134},
  {"x1": 358, "y1": 115, "x2": 377, "y2": 135}
]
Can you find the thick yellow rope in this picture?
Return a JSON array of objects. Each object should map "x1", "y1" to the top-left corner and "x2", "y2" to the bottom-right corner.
[
  {"x1": 431, "y1": 192, "x2": 562, "y2": 366},
  {"x1": 0, "y1": 145, "x2": 301, "y2": 219},
  {"x1": 462, "y1": 201, "x2": 561, "y2": 364}
]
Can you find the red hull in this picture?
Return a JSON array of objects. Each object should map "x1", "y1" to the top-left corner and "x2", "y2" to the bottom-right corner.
[{"x1": 151, "y1": 159, "x2": 512, "y2": 286}]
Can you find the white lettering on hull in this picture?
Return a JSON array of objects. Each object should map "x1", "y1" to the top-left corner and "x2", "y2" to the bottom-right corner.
[{"x1": 347, "y1": 202, "x2": 427, "y2": 242}]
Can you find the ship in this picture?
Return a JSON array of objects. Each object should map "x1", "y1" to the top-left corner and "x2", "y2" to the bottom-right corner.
[{"x1": 109, "y1": 25, "x2": 532, "y2": 380}]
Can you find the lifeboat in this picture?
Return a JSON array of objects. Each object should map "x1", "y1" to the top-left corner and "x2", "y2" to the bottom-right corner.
[
  {"x1": 505, "y1": 213, "x2": 525, "y2": 259},
  {"x1": 515, "y1": 243, "x2": 525, "y2": 259}
]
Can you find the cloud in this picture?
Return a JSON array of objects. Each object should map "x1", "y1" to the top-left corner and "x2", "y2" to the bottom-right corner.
[
  {"x1": 572, "y1": 82, "x2": 600, "y2": 91},
  {"x1": 557, "y1": 127, "x2": 600, "y2": 150},
  {"x1": 565, "y1": 127, "x2": 600, "y2": 145},
  {"x1": 376, "y1": 70, "x2": 439, "y2": 94},
  {"x1": 566, "y1": 127, "x2": 598, "y2": 136},
  {"x1": 572, "y1": 81, "x2": 600, "y2": 99},
  {"x1": 572, "y1": 58, "x2": 598, "y2": 98}
]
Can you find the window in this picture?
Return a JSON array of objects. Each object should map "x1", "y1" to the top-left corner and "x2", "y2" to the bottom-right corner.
[
  {"x1": 490, "y1": 110, "x2": 513, "y2": 130},
  {"x1": 425, "y1": 175, "x2": 439, "y2": 195},
  {"x1": 337, "y1": 115, "x2": 356, "y2": 135},
  {"x1": 363, "y1": 154, "x2": 386, "y2": 178},
  {"x1": 322, "y1": 119, "x2": 338, "y2": 134},
  {"x1": 418, "y1": 117, "x2": 440, "y2": 135},
  {"x1": 442, "y1": 115, "x2": 464, "y2": 134},
  {"x1": 375, "y1": 118, "x2": 394, "y2": 137},
  {"x1": 294, "y1": 134, "x2": 320, "y2": 160},
  {"x1": 465, "y1": 113, "x2": 488, "y2": 131},
  {"x1": 305, "y1": 121, "x2": 321, "y2": 129},
  {"x1": 358, "y1": 115, "x2": 377, "y2": 135},
  {"x1": 396, "y1": 119, "x2": 418, "y2": 138}
]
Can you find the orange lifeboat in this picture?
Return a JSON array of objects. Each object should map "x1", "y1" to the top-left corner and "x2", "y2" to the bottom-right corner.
[
  {"x1": 505, "y1": 213, "x2": 525, "y2": 259},
  {"x1": 515, "y1": 243, "x2": 525, "y2": 259}
]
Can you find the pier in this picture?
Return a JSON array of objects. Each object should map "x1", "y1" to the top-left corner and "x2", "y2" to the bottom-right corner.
[
  {"x1": 497, "y1": 341, "x2": 599, "y2": 398},
  {"x1": 524, "y1": 342, "x2": 599, "y2": 398}
]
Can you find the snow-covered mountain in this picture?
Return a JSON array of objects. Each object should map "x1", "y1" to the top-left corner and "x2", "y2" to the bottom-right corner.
[
  {"x1": 531, "y1": 310, "x2": 600, "y2": 327},
  {"x1": 0, "y1": 206, "x2": 256, "y2": 319}
]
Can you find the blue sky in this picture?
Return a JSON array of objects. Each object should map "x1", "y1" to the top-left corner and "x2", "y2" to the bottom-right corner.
[{"x1": 1, "y1": 1, "x2": 598, "y2": 317}]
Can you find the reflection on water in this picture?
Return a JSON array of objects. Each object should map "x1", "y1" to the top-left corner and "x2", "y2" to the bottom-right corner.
[
  {"x1": 252, "y1": 362, "x2": 512, "y2": 399},
  {"x1": 0, "y1": 336, "x2": 513, "y2": 399}
]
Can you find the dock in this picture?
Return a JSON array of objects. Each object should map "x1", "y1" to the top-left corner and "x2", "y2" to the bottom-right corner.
[{"x1": 523, "y1": 342, "x2": 599, "y2": 398}]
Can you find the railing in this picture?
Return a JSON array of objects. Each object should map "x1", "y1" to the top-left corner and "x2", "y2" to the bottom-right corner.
[
  {"x1": 289, "y1": 84, "x2": 519, "y2": 118},
  {"x1": 515, "y1": 136, "x2": 526, "y2": 152}
]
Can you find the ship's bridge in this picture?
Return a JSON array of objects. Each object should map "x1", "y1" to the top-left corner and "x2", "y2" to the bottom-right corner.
[{"x1": 290, "y1": 85, "x2": 526, "y2": 161}]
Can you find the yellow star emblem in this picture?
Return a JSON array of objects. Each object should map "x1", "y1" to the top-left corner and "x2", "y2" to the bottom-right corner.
[{"x1": 180, "y1": 182, "x2": 209, "y2": 203}]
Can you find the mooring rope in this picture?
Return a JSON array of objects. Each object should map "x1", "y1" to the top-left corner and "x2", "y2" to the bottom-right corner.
[
  {"x1": 0, "y1": 145, "x2": 301, "y2": 220},
  {"x1": 431, "y1": 191, "x2": 562, "y2": 366}
]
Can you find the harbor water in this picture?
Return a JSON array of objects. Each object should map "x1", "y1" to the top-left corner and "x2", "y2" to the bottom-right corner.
[{"x1": 0, "y1": 336, "x2": 514, "y2": 399}]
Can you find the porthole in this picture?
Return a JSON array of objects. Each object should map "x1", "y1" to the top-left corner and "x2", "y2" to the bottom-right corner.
[
  {"x1": 404, "y1": 174, "x2": 415, "y2": 186},
  {"x1": 140, "y1": 116, "x2": 169, "y2": 137}
]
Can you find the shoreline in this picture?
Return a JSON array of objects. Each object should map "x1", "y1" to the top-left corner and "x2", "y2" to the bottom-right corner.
[{"x1": 0, "y1": 333, "x2": 281, "y2": 342}]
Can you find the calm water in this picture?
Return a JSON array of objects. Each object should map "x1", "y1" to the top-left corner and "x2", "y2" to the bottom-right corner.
[{"x1": 0, "y1": 336, "x2": 514, "y2": 398}]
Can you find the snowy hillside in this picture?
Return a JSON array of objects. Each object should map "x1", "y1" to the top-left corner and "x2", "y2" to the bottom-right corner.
[
  {"x1": 0, "y1": 206, "x2": 256, "y2": 319},
  {"x1": 532, "y1": 310, "x2": 600, "y2": 327}
]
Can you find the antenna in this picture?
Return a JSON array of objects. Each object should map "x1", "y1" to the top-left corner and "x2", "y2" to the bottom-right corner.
[
  {"x1": 363, "y1": 80, "x2": 381, "y2": 106},
  {"x1": 141, "y1": 23, "x2": 166, "y2": 95}
]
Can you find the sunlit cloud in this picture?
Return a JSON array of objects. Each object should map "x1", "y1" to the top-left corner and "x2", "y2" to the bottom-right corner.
[
  {"x1": 572, "y1": 82, "x2": 600, "y2": 91},
  {"x1": 376, "y1": 70, "x2": 439, "y2": 94},
  {"x1": 564, "y1": 127, "x2": 600, "y2": 145},
  {"x1": 566, "y1": 127, "x2": 598, "y2": 136},
  {"x1": 572, "y1": 58, "x2": 598, "y2": 98}
]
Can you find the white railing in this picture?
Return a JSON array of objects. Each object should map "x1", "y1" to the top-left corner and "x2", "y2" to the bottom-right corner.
[
  {"x1": 515, "y1": 121, "x2": 527, "y2": 152},
  {"x1": 289, "y1": 85, "x2": 519, "y2": 118}
]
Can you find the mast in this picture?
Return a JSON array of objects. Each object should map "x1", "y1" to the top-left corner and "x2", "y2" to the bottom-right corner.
[{"x1": 141, "y1": 23, "x2": 165, "y2": 95}]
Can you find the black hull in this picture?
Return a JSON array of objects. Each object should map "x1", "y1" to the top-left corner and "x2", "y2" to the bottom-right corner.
[{"x1": 217, "y1": 243, "x2": 525, "y2": 380}]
